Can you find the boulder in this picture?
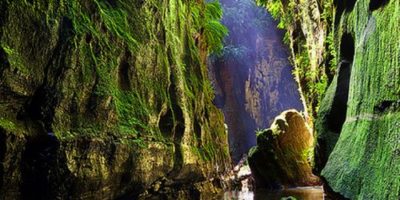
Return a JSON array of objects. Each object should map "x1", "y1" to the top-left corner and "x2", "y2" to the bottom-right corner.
[{"x1": 248, "y1": 110, "x2": 320, "y2": 189}]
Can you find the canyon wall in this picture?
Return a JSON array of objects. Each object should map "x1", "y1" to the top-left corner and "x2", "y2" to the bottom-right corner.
[
  {"x1": 0, "y1": 0, "x2": 230, "y2": 199},
  {"x1": 209, "y1": 0, "x2": 303, "y2": 163},
  {"x1": 260, "y1": 0, "x2": 399, "y2": 199},
  {"x1": 320, "y1": 0, "x2": 400, "y2": 199}
]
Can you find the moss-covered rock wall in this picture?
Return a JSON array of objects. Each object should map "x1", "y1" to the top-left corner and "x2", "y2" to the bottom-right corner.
[
  {"x1": 321, "y1": 0, "x2": 400, "y2": 199},
  {"x1": 0, "y1": 0, "x2": 230, "y2": 199},
  {"x1": 259, "y1": 0, "x2": 399, "y2": 199},
  {"x1": 257, "y1": 0, "x2": 335, "y2": 120}
]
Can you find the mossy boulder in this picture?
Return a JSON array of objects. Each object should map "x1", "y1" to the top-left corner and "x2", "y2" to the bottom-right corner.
[{"x1": 248, "y1": 110, "x2": 320, "y2": 190}]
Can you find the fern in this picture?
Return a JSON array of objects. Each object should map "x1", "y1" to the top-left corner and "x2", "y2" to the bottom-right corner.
[{"x1": 203, "y1": 1, "x2": 228, "y2": 54}]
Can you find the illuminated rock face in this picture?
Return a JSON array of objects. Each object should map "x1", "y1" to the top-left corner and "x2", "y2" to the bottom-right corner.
[
  {"x1": 248, "y1": 110, "x2": 319, "y2": 189},
  {"x1": 0, "y1": 0, "x2": 230, "y2": 199},
  {"x1": 209, "y1": 0, "x2": 303, "y2": 163}
]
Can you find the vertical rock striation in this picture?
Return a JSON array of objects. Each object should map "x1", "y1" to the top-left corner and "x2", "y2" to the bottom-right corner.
[
  {"x1": 259, "y1": 0, "x2": 400, "y2": 199},
  {"x1": 321, "y1": 1, "x2": 400, "y2": 199},
  {"x1": 209, "y1": 0, "x2": 303, "y2": 163},
  {"x1": 0, "y1": 0, "x2": 230, "y2": 199}
]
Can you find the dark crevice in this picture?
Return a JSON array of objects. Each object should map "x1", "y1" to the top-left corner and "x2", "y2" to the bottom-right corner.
[
  {"x1": 0, "y1": 1, "x2": 7, "y2": 31},
  {"x1": 326, "y1": 33, "x2": 354, "y2": 133},
  {"x1": 59, "y1": 16, "x2": 74, "y2": 42},
  {"x1": 85, "y1": 33, "x2": 92, "y2": 43},
  {"x1": 21, "y1": 133, "x2": 60, "y2": 199},
  {"x1": 164, "y1": 73, "x2": 185, "y2": 178},
  {"x1": 173, "y1": 106, "x2": 185, "y2": 142},
  {"x1": 159, "y1": 107, "x2": 174, "y2": 137},
  {"x1": 0, "y1": 47, "x2": 9, "y2": 76},
  {"x1": 23, "y1": 85, "x2": 59, "y2": 132},
  {"x1": 334, "y1": 0, "x2": 357, "y2": 25},
  {"x1": 0, "y1": 129, "x2": 6, "y2": 190},
  {"x1": 374, "y1": 100, "x2": 400, "y2": 113},
  {"x1": 369, "y1": 0, "x2": 389, "y2": 12},
  {"x1": 107, "y1": 141, "x2": 117, "y2": 166},
  {"x1": 315, "y1": 33, "x2": 355, "y2": 171},
  {"x1": 335, "y1": 0, "x2": 357, "y2": 12},
  {"x1": 340, "y1": 33, "x2": 355, "y2": 61},
  {"x1": 18, "y1": 16, "x2": 75, "y2": 130},
  {"x1": 117, "y1": 155, "x2": 144, "y2": 200},
  {"x1": 118, "y1": 52, "x2": 131, "y2": 90},
  {"x1": 324, "y1": 57, "x2": 335, "y2": 84},
  {"x1": 194, "y1": 118, "x2": 202, "y2": 144},
  {"x1": 171, "y1": 106, "x2": 185, "y2": 178}
]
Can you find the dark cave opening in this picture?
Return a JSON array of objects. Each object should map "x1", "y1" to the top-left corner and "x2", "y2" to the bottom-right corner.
[
  {"x1": 369, "y1": 0, "x2": 390, "y2": 12},
  {"x1": 334, "y1": 0, "x2": 357, "y2": 25},
  {"x1": 118, "y1": 58, "x2": 131, "y2": 90},
  {"x1": 327, "y1": 33, "x2": 354, "y2": 133},
  {"x1": 22, "y1": 85, "x2": 58, "y2": 132},
  {"x1": 21, "y1": 133, "x2": 60, "y2": 199},
  {"x1": 340, "y1": 33, "x2": 355, "y2": 62},
  {"x1": 0, "y1": 47, "x2": 8, "y2": 75},
  {"x1": 0, "y1": 129, "x2": 5, "y2": 190},
  {"x1": 335, "y1": 0, "x2": 357, "y2": 12},
  {"x1": 374, "y1": 100, "x2": 399, "y2": 113},
  {"x1": 159, "y1": 107, "x2": 174, "y2": 137}
]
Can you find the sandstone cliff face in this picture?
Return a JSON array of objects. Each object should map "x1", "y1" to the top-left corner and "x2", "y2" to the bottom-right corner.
[
  {"x1": 257, "y1": 0, "x2": 333, "y2": 119},
  {"x1": 0, "y1": 0, "x2": 230, "y2": 199},
  {"x1": 209, "y1": 0, "x2": 303, "y2": 163}
]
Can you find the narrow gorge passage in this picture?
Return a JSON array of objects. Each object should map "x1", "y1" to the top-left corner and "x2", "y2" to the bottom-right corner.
[
  {"x1": 208, "y1": 0, "x2": 303, "y2": 164},
  {"x1": 0, "y1": 0, "x2": 399, "y2": 199}
]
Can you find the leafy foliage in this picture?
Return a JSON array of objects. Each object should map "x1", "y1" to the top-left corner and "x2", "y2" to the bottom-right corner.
[{"x1": 203, "y1": 1, "x2": 228, "y2": 54}]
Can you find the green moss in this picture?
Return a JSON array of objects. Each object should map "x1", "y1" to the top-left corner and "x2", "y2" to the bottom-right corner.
[
  {"x1": 0, "y1": 118, "x2": 18, "y2": 132},
  {"x1": 321, "y1": 0, "x2": 400, "y2": 199},
  {"x1": 257, "y1": 0, "x2": 334, "y2": 118},
  {"x1": 0, "y1": 44, "x2": 27, "y2": 74},
  {"x1": 0, "y1": 0, "x2": 230, "y2": 197}
]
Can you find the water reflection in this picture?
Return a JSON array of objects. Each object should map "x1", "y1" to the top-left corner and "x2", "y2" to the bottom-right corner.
[{"x1": 223, "y1": 186, "x2": 324, "y2": 200}]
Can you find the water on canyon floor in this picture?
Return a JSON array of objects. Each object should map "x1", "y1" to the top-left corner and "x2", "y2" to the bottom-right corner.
[
  {"x1": 223, "y1": 186, "x2": 325, "y2": 200},
  {"x1": 222, "y1": 160, "x2": 325, "y2": 200}
]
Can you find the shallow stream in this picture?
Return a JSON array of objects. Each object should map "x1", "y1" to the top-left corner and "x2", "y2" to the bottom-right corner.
[{"x1": 223, "y1": 186, "x2": 325, "y2": 200}]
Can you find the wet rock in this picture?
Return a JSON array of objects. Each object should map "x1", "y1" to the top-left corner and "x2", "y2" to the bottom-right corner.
[
  {"x1": 248, "y1": 110, "x2": 320, "y2": 190},
  {"x1": 224, "y1": 155, "x2": 254, "y2": 192}
]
